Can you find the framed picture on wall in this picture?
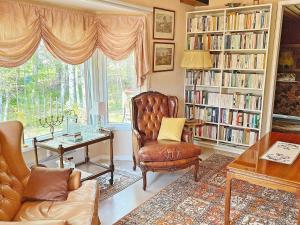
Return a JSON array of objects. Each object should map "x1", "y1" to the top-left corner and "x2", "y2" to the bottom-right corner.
[
  {"x1": 153, "y1": 7, "x2": 175, "y2": 40},
  {"x1": 153, "y1": 42, "x2": 175, "y2": 72}
]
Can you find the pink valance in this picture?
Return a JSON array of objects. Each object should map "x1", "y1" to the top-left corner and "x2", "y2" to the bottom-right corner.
[{"x1": 0, "y1": 1, "x2": 150, "y2": 86}]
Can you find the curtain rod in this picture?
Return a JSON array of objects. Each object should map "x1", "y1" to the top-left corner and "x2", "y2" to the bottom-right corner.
[{"x1": 88, "y1": 0, "x2": 153, "y2": 13}]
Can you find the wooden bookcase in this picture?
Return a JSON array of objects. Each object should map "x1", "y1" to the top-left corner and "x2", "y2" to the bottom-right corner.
[{"x1": 184, "y1": 4, "x2": 272, "y2": 153}]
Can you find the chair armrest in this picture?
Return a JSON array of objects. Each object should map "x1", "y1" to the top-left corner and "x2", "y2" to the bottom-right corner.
[
  {"x1": 181, "y1": 129, "x2": 193, "y2": 143},
  {"x1": 1, "y1": 220, "x2": 67, "y2": 225},
  {"x1": 132, "y1": 129, "x2": 142, "y2": 150},
  {"x1": 68, "y1": 170, "x2": 81, "y2": 191}
]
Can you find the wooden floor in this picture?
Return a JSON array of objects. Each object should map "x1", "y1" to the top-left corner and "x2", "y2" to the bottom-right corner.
[{"x1": 99, "y1": 148, "x2": 237, "y2": 225}]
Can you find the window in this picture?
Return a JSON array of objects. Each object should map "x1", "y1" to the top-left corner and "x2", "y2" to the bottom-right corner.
[
  {"x1": 0, "y1": 41, "x2": 87, "y2": 140},
  {"x1": 103, "y1": 53, "x2": 140, "y2": 125},
  {"x1": 0, "y1": 43, "x2": 140, "y2": 141}
]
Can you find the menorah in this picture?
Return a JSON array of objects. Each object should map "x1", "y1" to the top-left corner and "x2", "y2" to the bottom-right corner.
[{"x1": 39, "y1": 115, "x2": 64, "y2": 138}]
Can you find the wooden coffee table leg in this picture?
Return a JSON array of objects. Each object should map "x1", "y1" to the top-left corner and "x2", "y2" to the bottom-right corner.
[{"x1": 224, "y1": 172, "x2": 232, "y2": 225}]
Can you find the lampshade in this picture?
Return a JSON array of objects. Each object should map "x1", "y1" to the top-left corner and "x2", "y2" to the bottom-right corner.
[
  {"x1": 180, "y1": 50, "x2": 212, "y2": 69},
  {"x1": 279, "y1": 50, "x2": 294, "y2": 67}
]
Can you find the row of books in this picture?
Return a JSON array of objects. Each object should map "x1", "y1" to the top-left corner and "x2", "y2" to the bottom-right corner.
[
  {"x1": 226, "y1": 10, "x2": 270, "y2": 30},
  {"x1": 185, "y1": 71, "x2": 221, "y2": 86},
  {"x1": 224, "y1": 54, "x2": 265, "y2": 69},
  {"x1": 223, "y1": 72, "x2": 264, "y2": 89},
  {"x1": 195, "y1": 125, "x2": 218, "y2": 140},
  {"x1": 219, "y1": 126, "x2": 258, "y2": 145},
  {"x1": 212, "y1": 54, "x2": 222, "y2": 68},
  {"x1": 185, "y1": 105, "x2": 194, "y2": 120},
  {"x1": 185, "y1": 90, "x2": 220, "y2": 105},
  {"x1": 187, "y1": 34, "x2": 223, "y2": 50},
  {"x1": 220, "y1": 93, "x2": 262, "y2": 111},
  {"x1": 195, "y1": 106, "x2": 219, "y2": 123},
  {"x1": 220, "y1": 109, "x2": 260, "y2": 128},
  {"x1": 189, "y1": 15, "x2": 225, "y2": 32},
  {"x1": 224, "y1": 33, "x2": 267, "y2": 49}
]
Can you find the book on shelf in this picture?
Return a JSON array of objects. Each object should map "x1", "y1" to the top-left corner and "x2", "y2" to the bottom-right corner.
[
  {"x1": 224, "y1": 53, "x2": 265, "y2": 69},
  {"x1": 222, "y1": 72, "x2": 263, "y2": 89},
  {"x1": 224, "y1": 32, "x2": 267, "y2": 49},
  {"x1": 219, "y1": 126, "x2": 258, "y2": 145},
  {"x1": 195, "y1": 124, "x2": 218, "y2": 140},
  {"x1": 185, "y1": 70, "x2": 221, "y2": 86},
  {"x1": 187, "y1": 34, "x2": 223, "y2": 50},
  {"x1": 195, "y1": 106, "x2": 219, "y2": 123},
  {"x1": 220, "y1": 108, "x2": 260, "y2": 128},
  {"x1": 220, "y1": 93, "x2": 262, "y2": 111},
  {"x1": 185, "y1": 105, "x2": 194, "y2": 120},
  {"x1": 185, "y1": 90, "x2": 219, "y2": 105},
  {"x1": 226, "y1": 10, "x2": 270, "y2": 30},
  {"x1": 185, "y1": 90, "x2": 194, "y2": 104},
  {"x1": 189, "y1": 15, "x2": 224, "y2": 32},
  {"x1": 211, "y1": 53, "x2": 222, "y2": 68}
]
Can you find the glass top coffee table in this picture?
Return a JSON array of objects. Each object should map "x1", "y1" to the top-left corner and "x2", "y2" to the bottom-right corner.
[{"x1": 33, "y1": 128, "x2": 114, "y2": 184}]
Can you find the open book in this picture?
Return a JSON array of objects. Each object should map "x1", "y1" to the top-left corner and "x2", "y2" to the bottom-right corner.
[{"x1": 260, "y1": 141, "x2": 300, "y2": 165}]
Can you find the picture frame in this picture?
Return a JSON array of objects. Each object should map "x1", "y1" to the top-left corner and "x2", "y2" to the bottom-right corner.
[
  {"x1": 153, "y1": 42, "x2": 175, "y2": 72},
  {"x1": 153, "y1": 7, "x2": 175, "y2": 40}
]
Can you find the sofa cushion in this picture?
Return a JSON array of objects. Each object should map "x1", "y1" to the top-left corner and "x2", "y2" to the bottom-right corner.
[
  {"x1": 138, "y1": 141, "x2": 201, "y2": 162},
  {"x1": 23, "y1": 167, "x2": 72, "y2": 201},
  {"x1": 14, "y1": 180, "x2": 98, "y2": 225}
]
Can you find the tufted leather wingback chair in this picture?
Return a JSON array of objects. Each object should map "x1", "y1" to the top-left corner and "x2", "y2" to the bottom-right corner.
[
  {"x1": 0, "y1": 121, "x2": 100, "y2": 225},
  {"x1": 132, "y1": 91, "x2": 202, "y2": 190}
]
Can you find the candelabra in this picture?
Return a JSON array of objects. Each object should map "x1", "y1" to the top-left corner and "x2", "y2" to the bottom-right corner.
[{"x1": 39, "y1": 115, "x2": 64, "y2": 138}]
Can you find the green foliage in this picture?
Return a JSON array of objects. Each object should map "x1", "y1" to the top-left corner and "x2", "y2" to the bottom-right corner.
[{"x1": 0, "y1": 42, "x2": 86, "y2": 139}]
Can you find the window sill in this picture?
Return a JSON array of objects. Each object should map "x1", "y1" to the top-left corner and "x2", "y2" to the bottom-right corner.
[{"x1": 104, "y1": 123, "x2": 131, "y2": 131}]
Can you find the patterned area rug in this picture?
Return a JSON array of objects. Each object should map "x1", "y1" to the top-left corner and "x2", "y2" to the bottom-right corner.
[
  {"x1": 115, "y1": 154, "x2": 298, "y2": 225},
  {"x1": 97, "y1": 169, "x2": 141, "y2": 201}
]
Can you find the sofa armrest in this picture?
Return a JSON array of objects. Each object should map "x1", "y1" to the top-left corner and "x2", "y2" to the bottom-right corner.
[
  {"x1": 181, "y1": 129, "x2": 193, "y2": 143},
  {"x1": 68, "y1": 170, "x2": 81, "y2": 191},
  {"x1": 2, "y1": 220, "x2": 67, "y2": 225}
]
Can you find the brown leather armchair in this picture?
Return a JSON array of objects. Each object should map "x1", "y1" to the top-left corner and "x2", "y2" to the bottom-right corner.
[
  {"x1": 0, "y1": 121, "x2": 99, "y2": 225},
  {"x1": 131, "y1": 91, "x2": 202, "y2": 190}
]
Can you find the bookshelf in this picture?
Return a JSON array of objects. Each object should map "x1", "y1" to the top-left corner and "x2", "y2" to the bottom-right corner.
[{"x1": 184, "y1": 4, "x2": 272, "y2": 152}]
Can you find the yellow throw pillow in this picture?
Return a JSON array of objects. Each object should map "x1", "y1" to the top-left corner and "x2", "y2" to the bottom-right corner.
[{"x1": 157, "y1": 117, "x2": 186, "y2": 142}]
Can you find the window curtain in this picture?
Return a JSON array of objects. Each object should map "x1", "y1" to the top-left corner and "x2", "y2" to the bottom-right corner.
[{"x1": 0, "y1": 1, "x2": 150, "y2": 86}]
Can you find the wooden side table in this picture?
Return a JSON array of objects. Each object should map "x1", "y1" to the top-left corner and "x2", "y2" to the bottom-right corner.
[
  {"x1": 184, "y1": 119, "x2": 204, "y2": 143},
  {"x1": 33, "y1": 128, "x2": 114, "y2": 184}
]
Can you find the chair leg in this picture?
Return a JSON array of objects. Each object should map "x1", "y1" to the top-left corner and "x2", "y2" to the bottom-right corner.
[
  {"x1": 194, "y1": 160, "x2": 199, "y2": 182},
  {"x1": 142, "y1": 170, "x2": 147, "y2": 191},
  {"x1": 132, "y1": 153, "x2": 137, "y2": 171}
]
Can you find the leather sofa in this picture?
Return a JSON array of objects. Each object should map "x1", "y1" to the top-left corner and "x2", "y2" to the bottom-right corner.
[
  {"x1": 131, "y1": 91, "x2": 202, "y2": 190},
  {"x1": 0, "y1": 121, "x2": 100, "y2": 225}
]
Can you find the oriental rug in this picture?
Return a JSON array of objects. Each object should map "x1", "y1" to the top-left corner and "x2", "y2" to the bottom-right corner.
[
  {"x1": 97, "y1": 168, "x2": 142, "y2": 201},
  {"x1": 115, "y1": 154, "x2": 298, "y2": 225}
]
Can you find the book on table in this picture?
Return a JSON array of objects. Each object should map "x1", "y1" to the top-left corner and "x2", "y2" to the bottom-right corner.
[{"x1": 260, "y1": 141, "x2": 300, "y2": 165}]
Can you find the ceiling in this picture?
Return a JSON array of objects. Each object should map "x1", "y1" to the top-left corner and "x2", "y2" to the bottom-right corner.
[
  {"x1": 284, "y1": 4, "x2": 300, "y2": 21},
  {"x1": 28, "y1": 0, "x2": 152, "y2": 13}
]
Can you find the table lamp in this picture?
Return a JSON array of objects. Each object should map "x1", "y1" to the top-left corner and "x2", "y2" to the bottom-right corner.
[
  {"x1": 279, "y1": 50, "x2": 294, "y2": 72},
  {"x1": 181, "y1": 50, "x2": 212, "y2": 119}
]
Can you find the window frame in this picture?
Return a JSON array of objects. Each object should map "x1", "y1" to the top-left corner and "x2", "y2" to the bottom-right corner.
[{"x1": 101, "y1": 53, "x2": 140, "y2": 131}]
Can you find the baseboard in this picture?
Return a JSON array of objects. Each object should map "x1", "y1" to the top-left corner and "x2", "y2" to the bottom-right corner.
[
  {"x1": 194, "y1": 139, "x2": 245, "y2": 155},
  {"x1": 93, "y1": 154, "x2": 132, "y2": 161}
]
